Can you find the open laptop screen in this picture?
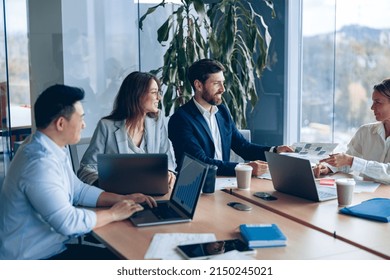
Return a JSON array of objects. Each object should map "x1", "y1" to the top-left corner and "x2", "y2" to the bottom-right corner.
[
  {"x1": 97, "y1": 153, "x2": 168, "y2": 195},
  {"x1": 170, "y1": 154, "x2": 208, "y2": 217},
  {"x1": 264, "y1": 151, "x2": 336, "y2": 202}
]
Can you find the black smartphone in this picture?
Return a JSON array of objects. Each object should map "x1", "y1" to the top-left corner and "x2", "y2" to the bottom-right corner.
[
  {"x1": 253, "y1": 192, "x2": 278, "y2": 201},
  {"x1": 177, "y1": 239, "x2": 255, "y2": 259}
]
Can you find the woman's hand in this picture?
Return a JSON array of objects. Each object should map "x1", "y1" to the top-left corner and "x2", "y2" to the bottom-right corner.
[
  {"x1": 168, "y1": 171, "x2": 176, "y2": 190},
  {"x1": 320, "y1": 153, "x2": 354, "y2": 168}
]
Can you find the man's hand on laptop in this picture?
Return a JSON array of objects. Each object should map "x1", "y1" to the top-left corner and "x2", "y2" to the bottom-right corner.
[
  {"x1": 247, "y1": 160, "x2": 269, "y2": 176},
  {"x1": 110, "y1": 200, "x2": 144, "y2": 221},
  {"x1": 125, "y1": 193, "x2": 157, "y2": 208}
]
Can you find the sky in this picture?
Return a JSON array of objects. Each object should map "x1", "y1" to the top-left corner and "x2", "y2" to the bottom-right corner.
[
  {"x1": 4, "y1": 0, "x2": 27, "y2": 33},
  {"x1": 303, "y1": 0, "x2": 390, "y2": 36}
]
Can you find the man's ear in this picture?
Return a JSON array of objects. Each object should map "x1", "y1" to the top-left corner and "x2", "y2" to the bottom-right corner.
[
  {"x1": 54, "y1": 116, "x2": 66, "y2": 131},
  {"x1": 194, "y1": 80, "x2": 203, "y2": 92}
]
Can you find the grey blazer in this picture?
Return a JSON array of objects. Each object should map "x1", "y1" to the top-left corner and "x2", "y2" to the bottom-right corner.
[{"x1": 77, "y1": 113, "x2": 176, "y2": 185}]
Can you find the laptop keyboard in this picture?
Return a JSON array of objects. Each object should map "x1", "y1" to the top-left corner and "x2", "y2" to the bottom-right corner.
[{"x1": 151, "y1": 204, "x2": 182, "y2": 220}]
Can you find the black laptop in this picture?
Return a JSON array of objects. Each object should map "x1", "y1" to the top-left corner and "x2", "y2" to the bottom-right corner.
[
  {"x1": 97, "y1": 153, "x2": 169, "y2": 196},
  {"x1": 129, "y1": 154, "x2": 209, "y2": 227},
  {"x1": 265, "y1": 151, "x2": 337, "y2": 202}
]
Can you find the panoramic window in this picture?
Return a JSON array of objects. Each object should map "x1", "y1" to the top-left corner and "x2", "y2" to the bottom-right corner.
[
  {"x1": 0, "y1": 0, "x2": 30, "y2": 180},
  {"x1": 301, "y1": 0, "x2": 390, "y2": 151},
  {"x1": 62, "y1": 0, "x2": 171, "y2": 137},
  {"x1": 4, "y1": 0, "x2": 30, "y2": 129}
]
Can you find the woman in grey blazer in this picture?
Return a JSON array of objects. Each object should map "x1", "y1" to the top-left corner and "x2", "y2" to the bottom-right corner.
[{"x1": 78, "y1": 71, "x2": 176, "y2": 187}]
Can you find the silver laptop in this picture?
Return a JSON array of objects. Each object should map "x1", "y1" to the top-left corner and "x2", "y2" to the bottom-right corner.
[
  {"x1": 97, "y1": 153, "x2": 169, "y2": 196},
  {"x1": 265, "y1": 151, "x2": 337, "y2": 202},
  {"x1": 129, "y1": 154, "x2": 209, "y2": 227}
]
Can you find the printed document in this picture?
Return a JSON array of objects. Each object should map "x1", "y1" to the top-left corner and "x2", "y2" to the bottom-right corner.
[{"x1": 284, "y1": 142, "x2": 339, "y2": 163}]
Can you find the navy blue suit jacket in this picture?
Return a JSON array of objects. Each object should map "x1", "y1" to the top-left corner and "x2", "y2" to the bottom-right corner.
[{"x1": 168, "y1": 99, "x2": 271, "y2": 176}]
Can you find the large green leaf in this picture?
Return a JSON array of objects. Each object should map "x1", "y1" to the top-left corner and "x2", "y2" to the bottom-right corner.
[
  {"x1": 157, "y1": 18, "x2": 171, "y2": 43},
  {"x1": 219, "y1": 5, "x2": 235, "y2": 58},
  {"x1": 192, "y1": 0, "x2": 206, "y2": 20},
  {"x1": 163, "y1": 84, "x2": 174, "y2": 117},
  {"x1": 139, "y1": 1, "x2": 167, "y2": 30}
]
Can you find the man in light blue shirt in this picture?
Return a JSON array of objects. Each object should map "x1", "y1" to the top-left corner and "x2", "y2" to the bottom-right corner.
[{"x1": 0, "y1": 85, "x2": 156, "y2": 259}]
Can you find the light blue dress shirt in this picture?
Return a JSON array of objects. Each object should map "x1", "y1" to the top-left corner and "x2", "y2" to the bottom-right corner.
[{"x1": 0, "y1": 131, "x2": 103, "y2": 259}]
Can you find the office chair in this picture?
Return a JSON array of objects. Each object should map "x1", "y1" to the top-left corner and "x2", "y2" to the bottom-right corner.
[
  {"x1": 230, "y1": 129, "x2": 251, "y2": 163},
  {"x1": 68, "y1": 137, "x2": 105, "y2": 248},
  {"x1": 68, "y1": 137, "x2": 91, "y2": 173}
]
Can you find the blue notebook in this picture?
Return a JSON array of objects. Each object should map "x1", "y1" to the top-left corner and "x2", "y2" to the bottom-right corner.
[
  {"x1": 339, "y1": 198, "x2": 390, "y2": 223},
  {"x1": 239, "y1": 224, "x2": 287, "y2": 248}
]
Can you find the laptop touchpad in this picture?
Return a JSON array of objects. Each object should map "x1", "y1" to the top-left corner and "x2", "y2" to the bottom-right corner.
[{"x1": 131, "y1": 209, "x2": 160, "y2": 222}]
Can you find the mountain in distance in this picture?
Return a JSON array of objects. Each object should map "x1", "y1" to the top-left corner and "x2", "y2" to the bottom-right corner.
[
  {"x1": 302, "y1": 24, "x2": 390, "y2": 130},
  {"x1": 335, "y1": 24, "x2": 390, "y2": 45}
]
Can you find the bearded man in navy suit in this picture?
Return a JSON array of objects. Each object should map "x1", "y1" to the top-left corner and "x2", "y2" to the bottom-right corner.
[{"x1": 168, "y1": 59, "x2": 293, "y2": 176}]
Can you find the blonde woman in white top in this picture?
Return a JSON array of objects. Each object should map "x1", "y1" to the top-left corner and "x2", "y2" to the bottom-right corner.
[{"x1": 315, "y1": 78, "x2": 390, "y2": 184}]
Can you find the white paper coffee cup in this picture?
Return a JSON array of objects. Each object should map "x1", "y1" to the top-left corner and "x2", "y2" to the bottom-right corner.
[
  {"x1": 336, "y1": 178, "x2": 355, "y2": 206},
  {"x1": 235, "y1": 164, "x2": 253, "y2": 189}
]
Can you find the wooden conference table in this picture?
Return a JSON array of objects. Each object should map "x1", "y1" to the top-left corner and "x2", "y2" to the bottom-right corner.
[
  {"x1": 92, "y1": 189, "x2": 382, "y2": 260},
  {"x1": 225, "y1": 176, "x2": 390, "y2": 259}
]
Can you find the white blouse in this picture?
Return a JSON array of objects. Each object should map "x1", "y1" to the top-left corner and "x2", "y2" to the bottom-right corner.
[{"x1": 332, "y1": 122, "x2": 390, "y2": 184}]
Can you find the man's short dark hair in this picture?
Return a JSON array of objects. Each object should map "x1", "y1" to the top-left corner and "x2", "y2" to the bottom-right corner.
[
  {"x1": 34, "y1": 84, "x2": 85, "y2": 129},
  {"x1": 187, "y1": 59, "x2": 225, "y2": 90}
]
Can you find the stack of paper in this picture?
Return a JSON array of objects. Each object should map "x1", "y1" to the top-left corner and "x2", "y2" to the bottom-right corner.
[
  {"x1": 239, "y1": 224, "x2": 287, "y2": 248},
  {"x1": 339, "y1": 198, "x2": 390, "y2": 222}
]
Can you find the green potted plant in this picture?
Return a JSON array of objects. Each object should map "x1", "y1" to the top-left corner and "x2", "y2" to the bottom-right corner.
[{"x1": 139, "y1": 0, "x2": 275, "y2": 128}]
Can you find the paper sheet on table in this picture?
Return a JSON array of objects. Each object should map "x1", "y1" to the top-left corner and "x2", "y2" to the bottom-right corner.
[
  {"x1": 144, "y1": 233, "x2": 216, "y2": 260},
  {"x1": 354, "y1": 180, "x2": 380, "y2": 193},
  {"x1": 257, "y1": 171, "x2": 272, "y2": 180},
  {"x1": 215, "y1": 177, "x2": 237, "y2": 190}
]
